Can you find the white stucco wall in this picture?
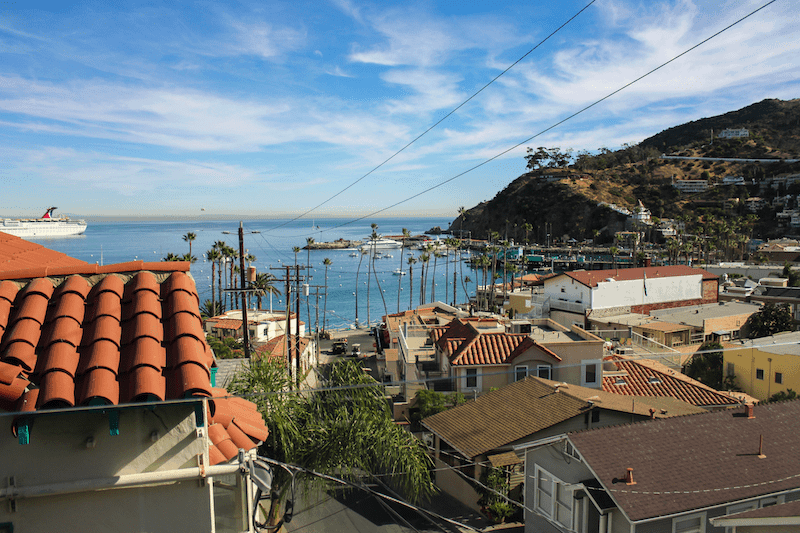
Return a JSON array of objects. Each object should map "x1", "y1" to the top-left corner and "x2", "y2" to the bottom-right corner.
[{"x1": 590, "y1": 274, "x2": 703, "y2": 310}]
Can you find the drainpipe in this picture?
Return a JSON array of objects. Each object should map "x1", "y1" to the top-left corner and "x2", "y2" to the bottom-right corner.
[
  {"x1": 0, "y1": 463, "x2": 242, "y2": 501},
  {"x1": 599, "y1": 513, "x2": 607, "y2": 533}
]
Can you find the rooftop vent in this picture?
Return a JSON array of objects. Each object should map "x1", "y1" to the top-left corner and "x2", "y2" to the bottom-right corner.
[
  {"x1": 648, "y1": 376, "x2": 662, "y2": 384},
  {"x1": 615, "y1": 378, "x2": 627, "y2": 386}
]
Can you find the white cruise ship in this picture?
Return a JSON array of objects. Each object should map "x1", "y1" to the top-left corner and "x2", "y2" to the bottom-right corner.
[
  {"x1": 358, "y1": 237, "x2": 402, "y2": 251},
  {"x1": 1, "y1": 207, "x2": 87, "y2": 238}
]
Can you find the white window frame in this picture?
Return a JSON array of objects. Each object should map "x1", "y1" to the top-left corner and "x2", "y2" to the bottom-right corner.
[
  {"x1": 514, "y1": 364, "x2": 529, "y2": 382},
  {"x1": 462, "y1": 368, "x2": 481, "y2": 391},
  {"x1": 537, "y1": 364, "x2": 552, "y2": 380},
  {"x1": 534, "y1": 465, "x2": 574, "y2": 529},
  {"x1": 672, "y1": 511, "x2": 706, "y2": 533},
  {"x1": 581, "y1": 359, "x2": 601, "y2": 387}
]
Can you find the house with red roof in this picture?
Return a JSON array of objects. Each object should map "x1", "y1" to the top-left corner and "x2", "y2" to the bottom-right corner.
[
  {"x1": 523, "y1": 401, "x2": 800, "y2": 533},
  {"x1": 0, "y1": 232, "x2": 270, "y2": 532},
  {"x1": 544, "y1": 266, "x2": 718, "y2": 329},
  {"x1": 430, "y1": 318, "x2": 606, "y2": 395}
]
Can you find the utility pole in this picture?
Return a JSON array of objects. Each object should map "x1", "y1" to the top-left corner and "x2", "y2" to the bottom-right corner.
[
  {"x1": 239, "y1": 222, "x2": 250, "y2": 360},
  {"x1": 270, "y1": 265, "x2": 307, "y2": 388}
]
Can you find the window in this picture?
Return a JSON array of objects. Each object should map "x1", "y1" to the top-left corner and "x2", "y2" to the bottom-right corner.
[
  {"x1": 581, "y1": 360, "x2": 600, "y2": 386},
  {"x1": 775, "y1": 372, "x2": 783, "y2": 384},
  {"x1": 756, "y1": 368, "x2": 764, "y2": 380},
  {"x1": 591, "y1": 410, "x2": 600, "y2": 423},
  {"x1": 672, "y1": 512, "x2": 706, "y2": 533},
  {"x1": 515, "y1": 365, "x2": 528, "y2": 382},
  {"x1": 465, "y1": 368, "x2": 478, "y2": 389},
  {"x1": 560, "y1": 287, "x2": 565, "y2": 293},
  {"x1": 534, "y1": 466, "x2": 574, "y2": 528},
  {"x1": 537, "y1": 364, "x2": 552, "y2": 380},
  {"x1": 536, "y1": 469, "x2": 553, "y2": 517},
  {"x1": 585, "y1": 366, "x2": 596, "y2": 383},
  {"x1": 555, "y1": 481, "x2": 573, "y2": 528},
  {"x1": 726, "y1": 363, "x2": 735, "y2": 377}
]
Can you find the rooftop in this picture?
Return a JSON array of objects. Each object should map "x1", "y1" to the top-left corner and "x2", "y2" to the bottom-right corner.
[
  {"x1": 556, "y1": 266, "x2": 717, "y2": 289},
  {"x1": 728, "y1": 330, "x2": 800, "y2": 356},
  {"x1": 569, "y1": 400, "x2": 800, "y2": 522},
  {"x1": 422, "y1": 376, "x2": 702, "y2": 459},
  {"x1": 649, "y1": 301, "x2": 762, "y2": 326},
  {"x1": 602, "y1": 355, "x2": 741, "y2": 407}
]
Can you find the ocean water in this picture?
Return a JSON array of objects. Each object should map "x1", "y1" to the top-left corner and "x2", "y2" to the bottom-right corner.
[{"x1": 33, "y1": 217, "x2": 477, "y2": 330}]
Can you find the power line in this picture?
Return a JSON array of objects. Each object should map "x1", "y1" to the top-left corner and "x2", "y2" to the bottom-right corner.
[
  {"x1": 303, "y1": 0, "x2": 781, "y2": 237},
  {"x1": 264, "y1": 1, "x2": 598, "y2": 235}
]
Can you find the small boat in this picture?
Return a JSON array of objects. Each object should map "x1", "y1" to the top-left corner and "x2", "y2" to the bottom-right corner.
[
  {"x1": 392, "y1": 269, "x2": 407, "y2": 276},
  {"x1": 383, "y1": 254, "x2": 393, "y2": 259},
  {"x1": 349, "y1": 251, "x2": 358, "y2": 257}
]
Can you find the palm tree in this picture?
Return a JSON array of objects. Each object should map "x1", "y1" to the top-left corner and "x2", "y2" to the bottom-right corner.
[
  {"x1": 213, "y1": 241, "x2": 227, "y2": 311},
  {"x1": 223, "y1": 245, "x2": 237, "y2": 310},
  {"x1": 183, "y1": 232, "x2": 196, "y2": 258},
  {"x1": 292, "y1": 246, "x2": 301, "y2": 266},
  {"x1": 305, "y1": 238, "x2": 314, "y2": 328},
  {"x1": 523, "y1": 222, "x2": 533, "y2": 245},
  {"x1": 610, "y1": 246, "x2": 619, "y2": 269},
  {"x1": 397, "y1": 228, "x2": 410, "y2": 313},
  {"x1": 181, "y1": 253, "x2": 197, "y2": 263},
  {"x1": 369, "y1": 225, "x2": 388, "y2": 319},
  {"x1": 162, "y1": 252, "x2": 181, "y2": 261},
  {"x1": 407, "y1": 256, "x2": 416, "y2": 310},
  {"x1": 206, "y1": 248, "x2": 221, "y2": 317},
  {"x1": 501, "y1": 240, "x2": 509, "y2": 304},
  {"x1": 431, "y1": 250, "x2": 441, "y2": 303},
  {"x1": 252, "y1": 273, "x2": 280, "y2": 311},
  {"x1": 355, "y1": 249, "x2": 368, "y2": 327},
  {"x1": 200, "y1": 299, "x2": 221, "y2": 320},
  {"x1": 419, "y1": 251, "x2": 430, "y2": 304},
  {"x1": 322, "y1": 257, "x2": 332, "y2": 332}
]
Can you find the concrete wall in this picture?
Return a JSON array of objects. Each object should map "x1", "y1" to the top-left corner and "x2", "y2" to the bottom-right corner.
[
  {"x1": 0, "y1": 402, "x2": 240, "y2": 533},
  {"x1": 592, "y1": 275, "x2": 704, "y2": 310},
  {"x1": 433, "y1": 457, "x2": 482, "y2": 512}
]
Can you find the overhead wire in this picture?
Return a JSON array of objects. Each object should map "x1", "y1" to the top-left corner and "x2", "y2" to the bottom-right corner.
[
  {"x1": 293, "y1": 0, "x2": 781, "y2": 237},
  {"x1": 265, "y1": 0, "x2": 598, "y2": 234}
]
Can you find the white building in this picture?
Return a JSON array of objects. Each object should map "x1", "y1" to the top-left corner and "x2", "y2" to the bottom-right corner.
[
  {"x1": 205, "y1": 309, "x2": 305, "y2": 342},
  {"x1": 718, "y1": 128, "x2": 749, "y2": 139},
  {"x1": 544, "y1": 266, "x2": 719, "y2": 328},
  {"x1": 672, "y1": 178, "x2": 709, "y2": 193}
]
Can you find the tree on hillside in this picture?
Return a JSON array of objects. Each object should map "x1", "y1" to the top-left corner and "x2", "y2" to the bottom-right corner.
[
  {"x1": 683, "y1": 341, "x2": 724, "y2": 390},
  {"x1": 748, "y1": 303, "x2": 793, "y2": 338},
  {"x1": 782, "y1": 263, "x2": 800, "y2": 286},
  {"x1": 525, "y1": 147, "x2": 573, "y2": 170},
  {"x1": 228, "y1": 359, "x2": 436, "y2": 526}
]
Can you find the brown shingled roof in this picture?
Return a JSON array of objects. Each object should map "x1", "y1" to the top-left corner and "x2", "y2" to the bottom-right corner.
[{"x1": 568, "y1": 401, "x2": 800, "y2": 522}]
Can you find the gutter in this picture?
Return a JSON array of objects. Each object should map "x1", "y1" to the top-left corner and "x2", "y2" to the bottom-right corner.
[{"x1": 0, "y1": 463, "x2": 242, "y2": 501}]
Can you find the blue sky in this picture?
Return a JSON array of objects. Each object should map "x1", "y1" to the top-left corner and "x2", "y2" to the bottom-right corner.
[{"x1": 1, "y1": 0, "x2": 798, "y2": 219}]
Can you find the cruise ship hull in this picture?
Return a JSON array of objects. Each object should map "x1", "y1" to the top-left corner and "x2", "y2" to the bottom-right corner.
[{"x1": 1, "y1": 218, "x2": 88, "y2": 238}]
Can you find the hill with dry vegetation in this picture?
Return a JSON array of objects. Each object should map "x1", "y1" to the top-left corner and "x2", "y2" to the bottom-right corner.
[{"x1": 450, "y1": 98, "x2": 800, "y2": 244}]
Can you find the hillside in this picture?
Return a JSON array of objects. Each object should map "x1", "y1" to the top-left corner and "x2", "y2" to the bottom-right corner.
[{"x1": 449, "y1": 98, "x2": 800, "y2": 244}]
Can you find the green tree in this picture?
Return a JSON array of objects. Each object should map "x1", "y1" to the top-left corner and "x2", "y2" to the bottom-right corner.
[
  {"x1": 206, "y1": 248, "x2": 221, "y2": 316},
  {"x1": 228, "y1": 359, "x2": 435, "y2": 525},
  {"x1": 782, "y1": 263, "x2": 800, "y2": 287},
  {"x1": 683, "y1": 342, "x2": 723, "y2": 389},
  {"x1": 200, "y1": 299, "x2": 221, "y2": 320},
  {"x1": 252, "y1": 272, "x2": 280, "y2": 311},
  {"x1": 397, "y1": 228, "x2": 410, "y2": 313},
  {"x1": 748, "y1": 303, "x2": 793, "y2": 338},
  {"x1": 767, "y1": 389, "x2": 798, "y2": 403}
]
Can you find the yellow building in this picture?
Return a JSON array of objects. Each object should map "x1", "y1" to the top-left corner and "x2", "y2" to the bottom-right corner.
[{"x1": 723, "y1": 331, "x2": 800, "y2": 400}]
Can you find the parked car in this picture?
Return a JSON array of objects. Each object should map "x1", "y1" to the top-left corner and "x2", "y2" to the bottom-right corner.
[
  {"x1": 331, "y1": 339, "x2": 348, "y2": 355},
  {"x1": 351, "y1": 344, "x2": 361, "y2": 357}
]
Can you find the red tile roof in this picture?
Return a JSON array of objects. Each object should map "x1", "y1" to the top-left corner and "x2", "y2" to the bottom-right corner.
[
  {"x1": 433, "y1": 318, "x2": 546, "y2": 366},
  {"x1": 258, "y1": 334, "x2": 310, "y2": 359},
  {"x1": 602, "y1": 355, "x2": 739, "y2": 407},
  {"x1": 559, "y1": 265, "x2": 717, "y2": 289},
  {"x1": 0, "y1": 232, "x2": 90, "y2": 274},
  {"x1": 0, "y1": 260, "x2": 268, "y2": 465}
]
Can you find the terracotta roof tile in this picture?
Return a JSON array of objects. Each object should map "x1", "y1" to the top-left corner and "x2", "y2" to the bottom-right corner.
[
  {"x1": 167, "y1": 336, "x2": 208, "y2": 369},
  {"x1": 163, "y1": 290, "x2": 200, "y2": 319},
  {"x1": 91, "y1": 275, "x2": 124, "y2": 299},
  {"x1": 168, "y1": 361, "x2": 211, "y2": 399},
  {"x1": 77, "y1": 338, "x2": 120, "y2": 375},
  {"x1": 602, "y1": 355, "x2": 739, "y2": 407},
  {"x1": 209, "y1": 423, "x2": 239, "y2": 461},
  {"x1": 86, "y1": 291, "x2": 122, "y2": 322},
  {"x1": 165, "y1": 312, "x2": 204, "y2": 343},
  {"x1": 0, "y1": 244, "x2": 267, "y2": 448},
  {"x1": 54, "y1": 275, "x2": 91, "y2": 299},
  {"x1": 47, "y1": 292, "x2": 86, "y2": 324},
  {"x1": 121, "y1": 313, "x2": 163, "y2": 345},
  {"x1": 121, "y1": 290, "x2": 162, "y2": 322},
  {"x1": 37, "y1": 369, "x2": 76, "y2": 409},
  {"x1": 15, "y1": 293, "x2": 49, "y2": 325},
  {"x1": 209, "y1": 319, "x2": 242, "y2": 330},
  {"x1": 40, "y1": 316, "x2": 84, "y2": 348},
  {"x1": 122, "y1": 271, "x2": 160, "y2": 302},
  {"x1": 36, "y1": 342, "x2": 81, "y2": 377},
  {"x1": 77, "y1": 367, "x2": 120, "y2": 405},
  {"x1": 81, "y1": 315, "x2": 122, "y2": 348},
  {"x1": 208, "y1": 444, "x2": 226, "y2": 466},
  {"x1": 225, "y1": 419, "x2": 257, "y2": 451},
  {"x1": 0, "y1": 280, "x2": 19, "y2": 303},
  {"x1": 120, "y1": 365, "x2": 166, "y2": 402},
  {"x1": 120, "y1": 336, "x2": 166, "y2": 374}
]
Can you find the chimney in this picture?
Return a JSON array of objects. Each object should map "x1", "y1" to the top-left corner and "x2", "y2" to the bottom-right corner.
[
  {"x1": 625, "y1": 468, "x2": 637, "y2": 485},
  {"x1": 746, "y1": 403, "x2": 755, "y2": 419},
  {"x1": 649, "y1": 408, "x2": 656, "y2": 419}
]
